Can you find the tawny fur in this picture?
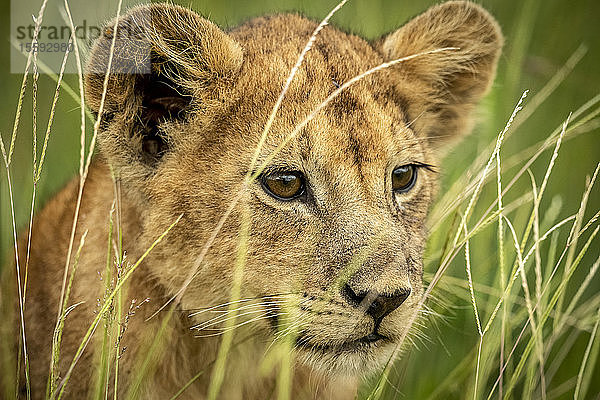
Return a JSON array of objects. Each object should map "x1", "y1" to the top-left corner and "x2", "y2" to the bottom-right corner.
[{"x1": 4, "y1": 2, "x2": 502, "y2": 399}]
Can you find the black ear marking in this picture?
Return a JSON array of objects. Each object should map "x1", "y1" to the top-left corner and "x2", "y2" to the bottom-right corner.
[{"x1": 136, "y1": 66, "x2": 193, "y2": 163}]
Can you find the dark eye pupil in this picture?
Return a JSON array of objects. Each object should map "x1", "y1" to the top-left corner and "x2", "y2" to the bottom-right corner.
[
  {"x1": 392, "y1": 165, "x2": 416, "y2": 192},
  {"x1": 263, "y1": 172, "x2": 304, "y2": 200}
]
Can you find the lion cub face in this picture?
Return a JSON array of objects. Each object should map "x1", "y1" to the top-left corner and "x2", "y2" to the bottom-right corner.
[{"x1": 86, "y1": 2, "x2": 501, "y2": 375}]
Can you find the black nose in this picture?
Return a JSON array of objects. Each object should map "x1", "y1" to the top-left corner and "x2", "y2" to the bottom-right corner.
[{"x1": 343, "y1": 284, "x2": 411, "y2": 323}]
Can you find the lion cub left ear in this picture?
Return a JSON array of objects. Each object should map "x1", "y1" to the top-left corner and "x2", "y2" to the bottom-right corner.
[
  {"x1": 85, "y1": 4, "x2": 243, "y2": 190},
  {"x1": 377, "y1": 1, "x2": 503, "y2": 150}
]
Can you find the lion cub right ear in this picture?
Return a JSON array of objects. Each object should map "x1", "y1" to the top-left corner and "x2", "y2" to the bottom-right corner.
[
  {"x1": 377, "y1": 1, "x2": 503, "y2": 152},
  {"x1": 85, "y1": 4, "x2": 243, "y2": 185}
]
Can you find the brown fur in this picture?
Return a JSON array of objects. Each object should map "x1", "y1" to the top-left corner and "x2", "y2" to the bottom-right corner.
[{"x1": 6, "y1": 2, "x2": 502, "y2": 398}]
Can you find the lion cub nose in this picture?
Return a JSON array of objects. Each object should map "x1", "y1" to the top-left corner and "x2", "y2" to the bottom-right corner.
[{"x1": 343, "y1": 284, "x2": 411, "y2": 323}]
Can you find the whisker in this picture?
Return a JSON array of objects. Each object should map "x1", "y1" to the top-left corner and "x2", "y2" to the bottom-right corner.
[
  {"x1": 194, "y1": 314, "x2": 283, "y2": 338},
  {"x1": 187, "y1": 298, "x2": 256, "y2": 318},
  {"x1": 192, "y1": 308, "x2": 284, "y2": 331},
  {"x1": 266, "y1": 315, "x2": 310, "y2": 353},
  {"x1": 198, "y1": 300, "x2": 284, "y2": 316},
  {"x1": 272, "y1": 312, "x2": 311, "y2": 343},
  {"x1": 187, "y1": 293, "x2": 297, "y2": 317}
]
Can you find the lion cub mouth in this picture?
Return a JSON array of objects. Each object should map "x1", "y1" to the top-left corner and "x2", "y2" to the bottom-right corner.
[{"x1": 295, "y1": 332, "x2": 389, "y2": 353}]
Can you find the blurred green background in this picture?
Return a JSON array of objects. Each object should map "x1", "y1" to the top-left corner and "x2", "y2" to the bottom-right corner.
[{"x1": 1, "y1": 0, "x2": 598, "y2": 398}]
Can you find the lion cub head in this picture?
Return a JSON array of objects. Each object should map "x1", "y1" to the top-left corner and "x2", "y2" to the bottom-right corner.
[{"x1": 85, "y1": 1, "x2": 501, "y2": 375}]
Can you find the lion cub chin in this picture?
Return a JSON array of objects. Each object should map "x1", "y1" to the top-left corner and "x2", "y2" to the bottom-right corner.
[{"x1": 12, "y1": 1, "x2": 501, "y2": 398}]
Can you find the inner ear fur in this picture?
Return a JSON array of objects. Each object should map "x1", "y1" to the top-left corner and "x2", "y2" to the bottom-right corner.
[
  {"x1": 376, "y1": 1, "x2": 503, "y2": 149},
  {"x1": 84, "y1": 3, "x2": 243, "y2": 173}
]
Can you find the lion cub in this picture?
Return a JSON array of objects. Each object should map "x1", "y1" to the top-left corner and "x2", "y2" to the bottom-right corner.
[{"x1": 10, "y1": 1, "x2": 501, "y2": 398}]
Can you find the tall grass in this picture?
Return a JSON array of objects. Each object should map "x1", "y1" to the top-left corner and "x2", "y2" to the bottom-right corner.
[{"x1": 1, "y1": 0, "x2": 599, "y2": 399}]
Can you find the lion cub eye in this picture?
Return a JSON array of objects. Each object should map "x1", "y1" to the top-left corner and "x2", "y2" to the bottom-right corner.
[
  {"x1": 262, "y1": 171, "x2": 305, "y2": 200},
  {"x1": 392, "y1": 165, "x2": 417, "y2": 193}
]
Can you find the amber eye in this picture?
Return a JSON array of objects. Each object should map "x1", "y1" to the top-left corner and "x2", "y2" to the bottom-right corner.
[
  {"x1": 262, "y1": 171, "x2": 305, "y2": 200},
  {"x1": 392, "y1": 165, "x2": 417, "y2": 193}
]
